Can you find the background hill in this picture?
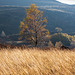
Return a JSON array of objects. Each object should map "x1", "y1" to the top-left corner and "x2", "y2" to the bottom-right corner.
[
  {"x1": 0, "y1": 0, "x2": 57, "y2": 6},
  {"x1": 0, "y1": 6, "x2": 75, "y2": 35},
  {"x1": 0, "y1": 0, "x2": 75, "y2": 44}
]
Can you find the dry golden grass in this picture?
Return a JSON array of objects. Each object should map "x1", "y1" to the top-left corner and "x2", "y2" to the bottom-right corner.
[{"x1": 0, "y1": 48, "x2": 75, "y2": 75}]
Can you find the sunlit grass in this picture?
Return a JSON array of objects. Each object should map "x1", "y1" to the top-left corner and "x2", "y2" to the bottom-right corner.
[{"x1": 0, "y1": 48, "x2": 75, "y2": 75}]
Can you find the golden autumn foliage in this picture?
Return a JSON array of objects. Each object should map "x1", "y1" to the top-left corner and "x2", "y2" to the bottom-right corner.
[
  {"x1": 19, "y1": 4, "x2": 50, "y2": 47},
  {"x1": 0, "y1": 48, "x2": 75, "y2": 75}
]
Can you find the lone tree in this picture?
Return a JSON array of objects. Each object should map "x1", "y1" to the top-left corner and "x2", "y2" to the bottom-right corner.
[{"x1": 19, "y1": 4, "x2": 50, "y2": 47}]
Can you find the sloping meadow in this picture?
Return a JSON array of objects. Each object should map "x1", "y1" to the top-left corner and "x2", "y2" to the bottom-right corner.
[{"x1": 0, "y1": 48, "x2": 75, "y2": 75}]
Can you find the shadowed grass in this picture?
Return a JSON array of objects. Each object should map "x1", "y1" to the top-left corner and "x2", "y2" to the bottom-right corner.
[{"x1": 0, "y1": 48, "x2": 75, "y2": 75}]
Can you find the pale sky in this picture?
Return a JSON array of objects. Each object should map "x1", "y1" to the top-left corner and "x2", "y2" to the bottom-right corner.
[{"x1": 56, "y1": 0, "x2": 75, "y2": 5}]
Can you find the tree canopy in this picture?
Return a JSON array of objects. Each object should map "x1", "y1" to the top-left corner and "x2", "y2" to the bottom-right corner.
[
  {"x1": 50, "y1": 33, "x2": 71, "y2": 46},
  {"x1": 19, "y1": 4, "x2": 50, "y2": 47}
]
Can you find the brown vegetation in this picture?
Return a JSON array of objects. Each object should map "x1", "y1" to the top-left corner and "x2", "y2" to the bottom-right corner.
[
  {"x1": 60, "y1": 45, "x2": 70, "y2": 50},
  {"x1": 0, "y1": 43, "x2": 27, "y2": 49},
  {"x1": 0, "y1": 48, "x2": 74, "y2": 75}
]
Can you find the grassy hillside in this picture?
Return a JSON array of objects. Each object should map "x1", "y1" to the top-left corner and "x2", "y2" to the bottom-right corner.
[{"x1": 0, "y1": 48, "x2": 75, "y2": 75}]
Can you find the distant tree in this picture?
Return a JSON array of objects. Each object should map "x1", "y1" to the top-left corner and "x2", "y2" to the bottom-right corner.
[
  {"x1": 50, "y1": 33, "x2": 71, "y2": 46},
  {"x1": 48, "y1": 40, "x2": 54, "y2": 48},
  {"x1": 55, "y1": 41, "x2": 63, "y2": 48},
  {"x1": 55, "y1": 27, "x2": 62, "y2": 33},
  {"x1": 1, "y1": 31, "x2": 6, "y2": 37},
  {"x1": 70, "y1": 40, "x2": 75, "y2": 48},
  {"x1": 19, "y1": 4, "x2": 50, "y2": 47}
]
